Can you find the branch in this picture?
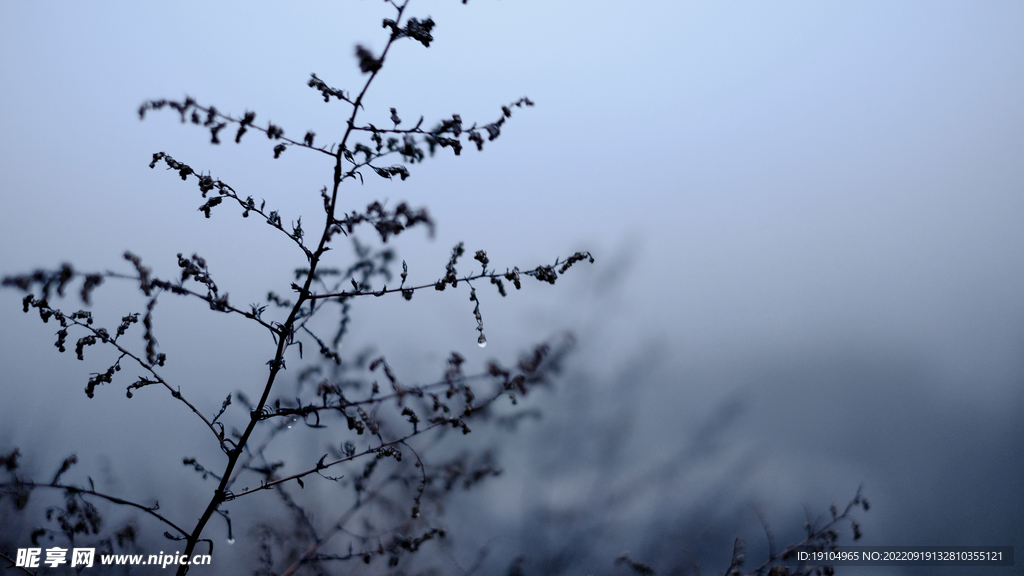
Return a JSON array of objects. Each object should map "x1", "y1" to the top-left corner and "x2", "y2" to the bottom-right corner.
[
  {"x1": 742, "y1": 486, "x2": 869, "y2": 576},
  {"x1": 0, "y1": 481, "x2": 190, "y2": 540},
  {"x1": 10, "y1": 287, "x2": 223, "y2": 444},
  {"x1": 310, "y1": 252, "x2": 594, "y2": 301},
  {"x1": 145, "y1": 153, "x2": 314, "y2": 260},
  {"x1": 139, "y1": 99, "x2": 335, "y2": 158},
  {"x1": 0, "y1": 551, "x2": 36, "y2": 576},
  {"x1": 224, "y1": 423, "x2": 441, "y2": 501}
]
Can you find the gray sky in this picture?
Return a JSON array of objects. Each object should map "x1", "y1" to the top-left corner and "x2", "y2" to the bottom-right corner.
[{"x1": 2, "y1": 1, "x2": 1022, "y2": 573}]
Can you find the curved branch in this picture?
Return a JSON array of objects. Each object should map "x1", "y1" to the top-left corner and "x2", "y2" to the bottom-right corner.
[
  {"x1": 16, "y1": 293, "x2": 223, "y2": 445},
  {"x1": 0, "y1": 481, "x2": 190, "y2": 539}
]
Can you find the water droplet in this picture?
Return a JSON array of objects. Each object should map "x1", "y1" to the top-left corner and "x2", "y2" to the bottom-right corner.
[
  {"x1": 227, "y1": 537, "x2": 235, "y2": 545},
  {"x1": 477, "y1": 334, "x2": 487, "y2": 348},
  {"x1": 286, "y1": 415, "x2": 298, "y2": 429}
]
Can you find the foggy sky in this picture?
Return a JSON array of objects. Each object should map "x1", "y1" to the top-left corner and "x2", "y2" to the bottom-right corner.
[{"x1": 2, "y1": 1, "x2": 1022, "y2": 574}]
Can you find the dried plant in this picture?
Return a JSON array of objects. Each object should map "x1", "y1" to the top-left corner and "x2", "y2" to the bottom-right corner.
[{"x1": 0, "y1": 2, "x2": 863, "y2": 575}]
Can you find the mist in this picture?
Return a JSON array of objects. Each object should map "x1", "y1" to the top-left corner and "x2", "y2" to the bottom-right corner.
[{"x1": 1, "y1": 1, "x2": 1022, "y2": 574}]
